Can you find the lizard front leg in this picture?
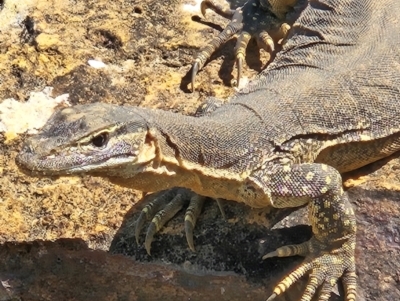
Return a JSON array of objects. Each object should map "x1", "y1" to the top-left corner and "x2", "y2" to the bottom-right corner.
[
  {"x1": 250, "y1": 162, "x2": 357, "y2": 301},
  {"x1": 135, "y1": 100, "x2": 229, "y2": 254},
  {"x1": 191, "y1": 0, "x2": 300, "y2": 90}
]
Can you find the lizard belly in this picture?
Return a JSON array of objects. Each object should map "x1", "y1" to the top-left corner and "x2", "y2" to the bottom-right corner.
[{"x1": 111, "y1": 161, "x2": 273, "y2": 208}]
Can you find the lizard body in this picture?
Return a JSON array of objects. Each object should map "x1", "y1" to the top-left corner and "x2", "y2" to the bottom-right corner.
[{"x1": 17, "y1": 0, "x2": 400, "y2": 300}]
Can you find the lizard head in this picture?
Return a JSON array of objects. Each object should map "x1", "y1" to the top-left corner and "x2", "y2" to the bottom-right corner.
[{"x1": 17, "y1": 103, "x2": 157, "y2": 176}]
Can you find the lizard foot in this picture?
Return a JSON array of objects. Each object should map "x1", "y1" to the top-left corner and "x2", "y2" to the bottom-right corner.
[
  {"x1": 135, "y1": 188, "x2": 207, "y2": 254},
  {"x1": 191, "y1": 0, "x2": 294, "y2": 91},
  {"x1": 263, "y1": 236, "x2": 357, "y2": 301}
]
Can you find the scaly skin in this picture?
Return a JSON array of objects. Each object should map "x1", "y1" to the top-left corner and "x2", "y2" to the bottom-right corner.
[{"x1": 16, "y1": 0, "x2": 400, "y2": 300}]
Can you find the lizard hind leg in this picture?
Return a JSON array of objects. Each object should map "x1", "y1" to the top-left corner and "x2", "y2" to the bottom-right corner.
[{"x1": 252, "y1": 163, "x2": 357, "y2": 300}]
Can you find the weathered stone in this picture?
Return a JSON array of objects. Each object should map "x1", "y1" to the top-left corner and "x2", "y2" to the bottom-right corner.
[{"x1": 35, "y1": 33, "x2": 61, "y2": 51}]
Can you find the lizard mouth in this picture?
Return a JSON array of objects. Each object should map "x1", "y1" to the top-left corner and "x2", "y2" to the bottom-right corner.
[{"x1": 16, "y1": 144, "x2": 136, "y2": 176}]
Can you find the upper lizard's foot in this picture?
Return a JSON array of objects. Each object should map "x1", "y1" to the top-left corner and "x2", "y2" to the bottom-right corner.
[
  {"x1": 264, "y1": 236, "x2": 357, "y2": 301},
  {"x1": 191, "y1": 0, "x2": 296, "y2": 91}
]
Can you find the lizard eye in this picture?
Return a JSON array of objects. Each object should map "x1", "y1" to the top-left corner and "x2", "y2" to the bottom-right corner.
[{"x1": 91, "y1": 132, "x2": 109, "y2": 147}]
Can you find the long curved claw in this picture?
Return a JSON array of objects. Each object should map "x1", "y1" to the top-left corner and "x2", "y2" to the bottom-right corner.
[
  {"x1": 135, "y1": 189, "x2": 177, "y2": 244},
  {"x1": 262, "y1": 240, "x2": 309, "y2": 260},
  {"x1": 184, "y1": 194, "x2": 206, "y2": 251},
  {"x1": 184, "y1": 221, "x2": 196, "y2": 252},
  {"x1": 184, "y1": 197, "x2": 225, "y2": 251},
  {"x1": 144, "y1": 222, "x2": 157, "y2": 255},
  {"x1": 257, "y1": 31, "x2": 275, "y2": 53},
  {"x1": 135, "y1": 211, "x2": 148, "y2": 244},
  {"x1": 200, "y1": 0, "x2": 235, "y2": 19},
  {"x1": 144, "y1": 192, "x2": 187, "y2": 255},
  {"x1": 234, "y1": 31, "x2": 251, "y2": 86},
  {"x1": 215, "y1": 198, "x2": 226, "y2": 219},
  {"x1": 266, "y1": 293, "x2": 277, "y2": 301},
  {"x1": 278, "y1": 22, "x2": 291, "y2": 41},
  {"x1": 191, "y1": 60, "x2": 200, "y2": 92},
  {"x1": 200, "y1": 1, "x2": 208, "y2": 17},
  {"x1": 235, "y1": 54, "x2": 244, "y2": 88}
]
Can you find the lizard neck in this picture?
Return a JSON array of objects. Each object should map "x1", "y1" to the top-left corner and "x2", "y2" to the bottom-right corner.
[{"x1": 135, "y1": 105, "x2": 268, "y2": 175}]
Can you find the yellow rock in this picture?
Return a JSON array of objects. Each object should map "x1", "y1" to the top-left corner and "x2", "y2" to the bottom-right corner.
[
  {"x1": 35, "y1": 33, "x2": 61, "y2": 51},
  {"x1": 4, "y1": 131, "x2": 18, "y2": 143}
]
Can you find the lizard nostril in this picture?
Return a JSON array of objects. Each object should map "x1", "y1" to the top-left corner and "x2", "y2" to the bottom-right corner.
[{"x1": 49, "y1": 149, "x2": 57, "y2": 155}]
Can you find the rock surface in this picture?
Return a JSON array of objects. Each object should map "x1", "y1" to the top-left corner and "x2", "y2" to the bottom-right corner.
[{"x1": 0, "y1": 0, "x2": 399, "y2": 301}]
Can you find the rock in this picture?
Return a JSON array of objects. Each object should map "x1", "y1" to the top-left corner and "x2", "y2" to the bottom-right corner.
[
  {"x1": 35, "y1": 33, "x2": 61, "y2": 51},
  {"x1": 0, "y1": 87, "x2": 70, "y2": 137}
]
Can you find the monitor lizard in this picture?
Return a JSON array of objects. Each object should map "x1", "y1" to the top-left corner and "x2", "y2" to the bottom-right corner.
[{"x1": 16, "y1": 0, "x2": 400, "y2": 300}]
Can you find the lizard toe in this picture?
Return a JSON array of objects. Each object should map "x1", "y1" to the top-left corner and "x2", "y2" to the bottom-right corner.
[
  {"x1": 134, "y1": 188, "x2": 181, "y2": 245},
  {"x1": 342, "y1": 266, "x2": 357, "y2": 301},
  {"x1": 191, "y1": 61, "x2": 201, "y2": 92},
  {"x1": 184, "y1": 194, "x2": 206, "y2": 251}
]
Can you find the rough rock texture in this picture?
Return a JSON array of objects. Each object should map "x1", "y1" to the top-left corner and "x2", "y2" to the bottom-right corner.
[{"x1": 0, "y1": 0, "x2": 399, "y2": 301}]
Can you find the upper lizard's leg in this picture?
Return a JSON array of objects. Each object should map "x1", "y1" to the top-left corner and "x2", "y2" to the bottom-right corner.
[
  {"x1": 191, "y1": 0, "x2": 300, "y2": 91},
  {"x1": 250, "y1": 162, "x2": 357, "y2": 301}
]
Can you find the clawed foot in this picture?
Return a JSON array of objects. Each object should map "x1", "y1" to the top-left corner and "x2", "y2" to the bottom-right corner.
[
  {"x1": 191, "y1": 0, "x2": 295, "y2": 91},
  {"x1": 263, "y1": 236, "x2": 357, "y2": 301},
  {"x1": 134, "y1": 188, "x2": 206, "y2": 254}
]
